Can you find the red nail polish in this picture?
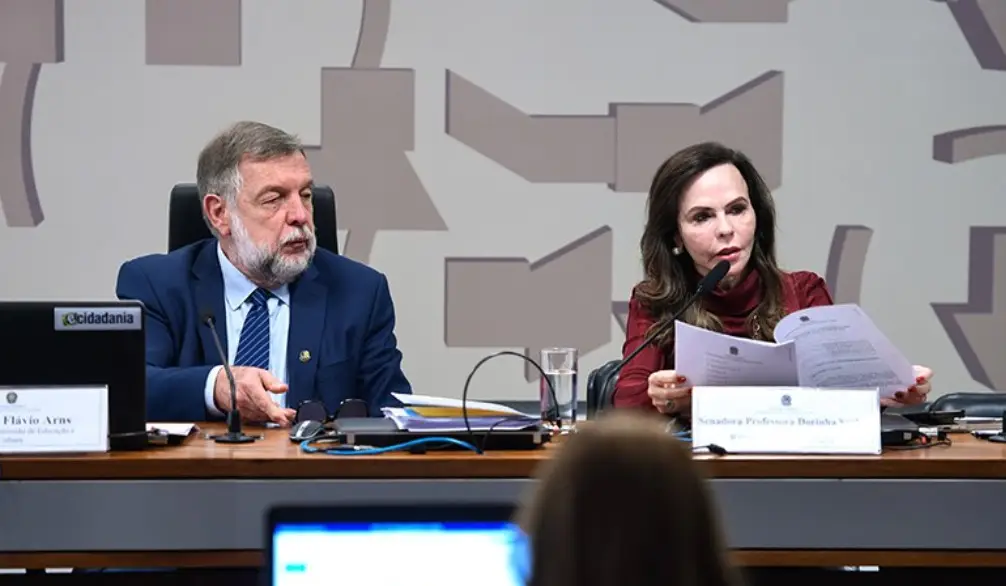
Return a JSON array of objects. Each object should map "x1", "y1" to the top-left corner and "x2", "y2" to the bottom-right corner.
[
  {"x1": 916, "y1": 376, "x2": 925, "y2": 383},
  {"x1": 676, "y1": 376, "x2": 686, "y2": 383}
]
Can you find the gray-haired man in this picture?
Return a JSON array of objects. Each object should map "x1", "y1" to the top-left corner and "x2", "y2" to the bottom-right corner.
[{"x1": 116, "y1": 121, "x2": 412, "y2": 424}]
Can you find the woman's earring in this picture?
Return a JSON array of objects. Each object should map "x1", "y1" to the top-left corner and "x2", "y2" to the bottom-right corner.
[{"x1": 672, "y1": 246, "x2": 682, "y2": 256}]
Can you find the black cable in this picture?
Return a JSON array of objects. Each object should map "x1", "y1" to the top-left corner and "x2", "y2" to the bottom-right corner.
[
  {"x1": 886, "y1": 432, "x2": 952, "y2": 451},
  {"x1": 461, "y1": 350, "x2": 561, "y2": 454}
]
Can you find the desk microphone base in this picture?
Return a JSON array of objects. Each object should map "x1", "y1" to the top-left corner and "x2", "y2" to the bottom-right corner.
[
  {"x1": 210, "y1": 432, "x2": 260, "y2": 444},
  {"x1": 209, "y1": 410, "x2": 262, "y2": 443}
]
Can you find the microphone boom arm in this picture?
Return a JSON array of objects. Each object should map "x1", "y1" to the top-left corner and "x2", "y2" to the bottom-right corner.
[
  {"x1": 611, "y1": 260, "x2": 731, "y2": 374},
  {"x1": 202, "y1": 312, "x2": 260, "y2": 444}
]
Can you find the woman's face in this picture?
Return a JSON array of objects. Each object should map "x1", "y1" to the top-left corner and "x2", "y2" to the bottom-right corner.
[{"x1": 675, "y1": 163, "x2": 756, "y2": 285}]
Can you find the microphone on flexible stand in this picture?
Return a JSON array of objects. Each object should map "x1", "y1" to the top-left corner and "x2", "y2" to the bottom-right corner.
[
  {"x1": 609, "y1": 260, "x2": 731, "y2": 451},
  {"x1": 201, "y1": 311, "x2": 259, "y2": 444},
  {"x1": 610, "y1": 259, "x2": 732, "y2": 377}
]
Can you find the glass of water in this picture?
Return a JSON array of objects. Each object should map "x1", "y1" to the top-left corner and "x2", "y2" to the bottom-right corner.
[{"x1": 539, "y1": 347, "x2": 578, "y2": 434}]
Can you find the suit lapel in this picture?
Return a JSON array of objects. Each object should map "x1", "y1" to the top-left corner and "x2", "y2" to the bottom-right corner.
[
  {"x1": 287, "y1": 265, "x2": 326, "y2": 406},
  {"x1": 192, "y1": 242, "x2": 228, "y2": 365}
]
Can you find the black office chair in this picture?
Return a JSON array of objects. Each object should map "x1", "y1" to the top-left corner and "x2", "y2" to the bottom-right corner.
[
  {"x1": 586, "y1": 359, "x2": 622, "y2": 418},
  {"x1": 167, "y1": 182, "x2": 340, "y2": 254},
  {"x1": 926, "y1": 392, "x2": 1006, "y2": 418}
]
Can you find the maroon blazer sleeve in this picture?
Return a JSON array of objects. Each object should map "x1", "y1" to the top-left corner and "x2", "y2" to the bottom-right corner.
[
  {"x1": 791, "y1": 271, "x2": 835, "y2": 309},
  {"x1": 612, "y1": 294, "x2": 665, "y2": 410}
]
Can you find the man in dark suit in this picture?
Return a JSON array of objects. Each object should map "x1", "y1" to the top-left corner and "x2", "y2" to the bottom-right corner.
[{"x1": 116, "y1": 121, "x2": 412, "y2": 424}]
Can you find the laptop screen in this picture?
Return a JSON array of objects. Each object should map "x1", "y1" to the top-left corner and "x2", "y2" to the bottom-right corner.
[{"x1": 270, "y1": 510, "x2": 529, "y2": 586}]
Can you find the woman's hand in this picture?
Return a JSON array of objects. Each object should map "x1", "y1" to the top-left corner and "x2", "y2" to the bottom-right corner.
[
  {"x1": 647, "y1": 370, "x2": 693, "y2": 415},
  {"x1": 881, "y1": 365, "x2": 933, "y2": 407}
]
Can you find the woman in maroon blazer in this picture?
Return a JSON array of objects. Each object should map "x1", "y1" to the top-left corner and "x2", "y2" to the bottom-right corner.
[{"x1": 614, "y1": 142, "x2": 933, "y2": 419}]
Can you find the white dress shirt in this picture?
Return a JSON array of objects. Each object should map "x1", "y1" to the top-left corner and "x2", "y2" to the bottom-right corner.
[{"x1": 204, "y1": 244, "x2": 291, "y2": 417}]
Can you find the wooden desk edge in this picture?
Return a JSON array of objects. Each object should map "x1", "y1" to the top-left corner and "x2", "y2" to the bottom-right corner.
[
  {"x1": 5, "y1": 549, "x2": 1006, "y2": 570},
  {"x1": 3, "y1": 426, "x2": 1006, "y2": 480},
  {"x1": 6, "y1": 459, "x2": 1006, "y2": 480}
]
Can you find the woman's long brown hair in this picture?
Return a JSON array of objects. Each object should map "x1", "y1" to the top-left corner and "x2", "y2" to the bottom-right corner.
[
  {"x1": 636, "y1": 141, "x2": 786, "y2": 351},
  {"x1": 517, "y1": 410, "x2": 738, "y2": 586}
]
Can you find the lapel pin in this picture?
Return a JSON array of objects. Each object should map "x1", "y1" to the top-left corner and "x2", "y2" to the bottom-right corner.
[{"x1": 299, "y1": 350, "x2": 311, "y2": 363}]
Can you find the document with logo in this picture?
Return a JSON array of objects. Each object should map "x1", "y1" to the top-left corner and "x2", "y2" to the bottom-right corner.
[{"x1": 674, "y1": 303, "x2": 915, "y2": 398}]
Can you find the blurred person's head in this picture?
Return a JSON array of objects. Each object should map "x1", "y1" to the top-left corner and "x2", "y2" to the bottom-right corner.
[{"x1": 517, "y1": 410, "x2": 737, "y2": 586}]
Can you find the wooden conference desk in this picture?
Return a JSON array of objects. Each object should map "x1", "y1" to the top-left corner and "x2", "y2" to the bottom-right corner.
[{"x1": 2, "y1": 423, "x2": 1006, "y2": 570}]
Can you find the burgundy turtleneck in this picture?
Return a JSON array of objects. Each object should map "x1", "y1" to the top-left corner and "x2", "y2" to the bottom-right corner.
[{"x1": 613, "y1": 268, "x2": 834, "y2": 410}]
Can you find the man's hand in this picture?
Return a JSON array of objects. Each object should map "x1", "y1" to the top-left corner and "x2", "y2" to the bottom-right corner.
[{"x1": 213, "y1": 366, "x2": 296, "y2": 426}]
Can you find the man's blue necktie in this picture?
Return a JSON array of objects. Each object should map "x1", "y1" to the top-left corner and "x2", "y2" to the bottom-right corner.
[{"x1": 233, "y1": 288, "x2": 271, "y2": 370}]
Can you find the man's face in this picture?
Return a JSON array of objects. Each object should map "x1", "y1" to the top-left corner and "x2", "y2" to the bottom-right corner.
[{"x1": 208, "y1": 152, "x2": 317, "y2": 286}]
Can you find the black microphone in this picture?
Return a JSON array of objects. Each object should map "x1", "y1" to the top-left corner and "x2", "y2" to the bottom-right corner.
[
  {"x1": 201, "y1": 311, "x2": 259, "y2": 444},
  {"x1": 612, "y1": 259, "x2": 731, "y2": 376}
]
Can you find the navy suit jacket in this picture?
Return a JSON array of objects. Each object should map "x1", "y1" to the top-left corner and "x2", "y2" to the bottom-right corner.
[{"x1": 115, "y1": 239, "x2": 412, "y2": 422}]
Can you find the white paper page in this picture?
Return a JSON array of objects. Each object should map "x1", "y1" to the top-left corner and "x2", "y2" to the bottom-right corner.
[
  {"x1": 772, "y1": 304, "x2": 914, "y2": 398},
  {"x1": 390, "y1": 393, "x2": 532, "y2": 416},
  {"x1": 146, "y1": 423, "x2": 196, "y2": 436},
  {"x1": 674, "y1": 321, "x2": 800, "y2": 387}
]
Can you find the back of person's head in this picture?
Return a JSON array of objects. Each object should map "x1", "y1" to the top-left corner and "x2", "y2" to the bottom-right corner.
[{"x1": 517, "y1": 410, "x2": 737, "y2": 586}]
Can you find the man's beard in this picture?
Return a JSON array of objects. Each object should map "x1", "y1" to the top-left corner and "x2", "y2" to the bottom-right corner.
[{"x1": 229, "y1": 213, "x2": 317, "y2": 287}]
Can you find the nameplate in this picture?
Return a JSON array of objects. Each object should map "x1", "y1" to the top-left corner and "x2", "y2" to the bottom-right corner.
[
  {"x1": 0, "y1": 386, "x2": 109, "y2": 454},
  {"x1": 690, "y1": 386, "x2": 881, "y2": 455}
]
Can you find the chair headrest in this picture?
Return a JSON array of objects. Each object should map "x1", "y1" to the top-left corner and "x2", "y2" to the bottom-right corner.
[
  {"x1": 929, "y1": 392, "x2": 1006, "y2": 418},
  {"x1": 167, "y1": 183, "x2": 339, "y2": 254}
]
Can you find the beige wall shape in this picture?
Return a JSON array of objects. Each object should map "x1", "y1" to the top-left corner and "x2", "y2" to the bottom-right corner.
[
  {"x1": 0, "y1": 0, "x2": 62, "y2": 227},
  {"x1": 445, "y1": 226, "x2": 613, "y2": 382},
  {"x1": 927, "y1": 0, "x2": 1006, "y2": 393},
  {"x1": 305, "y1": 68, "x2": 446, "y2": 262},
  {"x1": 145, "y1": 0, "x2": 242, "y2": 66},
  {"x1": 934, "y1": 0, "x2": 1006, "y2": 162},
  {"x1": 826, "y1": 226, "x2": 874, "y2": 305},
  {"x1": 1, "y1": 0, "x2": 1005, "y2": 403},
  {"x1": 933, "y1": 228, "x2": 1006, "y2": 392},
  {"x1": 445, "y1": 70, "x2": 784, "y2": 193},
  {"x1": 945, "y1": 0, "x2": 1006, "y2": 71},
  {"x1": 653, "y1": 0, "x2": 795, "y2": 23}
]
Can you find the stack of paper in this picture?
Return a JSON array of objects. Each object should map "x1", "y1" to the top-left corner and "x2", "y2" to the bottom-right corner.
[
  {"x1": 673, "y1": 303, "x2": 915, "y2": 399},
  {"x1": 382, "y1": 394, "x2": 541, "y2": 432}
]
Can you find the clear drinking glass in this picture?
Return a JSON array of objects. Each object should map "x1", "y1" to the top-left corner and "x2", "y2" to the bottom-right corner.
[{"x1": 539, "y1": 347, "x2": 578, "y2": 434}]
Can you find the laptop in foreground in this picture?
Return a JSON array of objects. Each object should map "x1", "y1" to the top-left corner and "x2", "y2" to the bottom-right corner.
[{"x1": 266, "y1": 503, "x2": 529, "y2": 586}]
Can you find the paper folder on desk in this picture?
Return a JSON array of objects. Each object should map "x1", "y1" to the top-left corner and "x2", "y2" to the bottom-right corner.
[
  {"x1": 146, "y1": 423, "x2": 197, "y2": 436},
  {"x1": 146, "y1": 423, "x2": 197, "y2": 445},
  {"x1": 382, "y1": 393, "x2": 541, "y2": 432}
]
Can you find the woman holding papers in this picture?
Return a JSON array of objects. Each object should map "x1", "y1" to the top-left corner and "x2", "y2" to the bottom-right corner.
[{"x1": 613, "y1": 142, "x2": 932, "y2": 421}]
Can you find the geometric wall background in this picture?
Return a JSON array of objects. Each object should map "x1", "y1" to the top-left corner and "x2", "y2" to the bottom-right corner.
[{"x1": 1, "y1": 0, "x2": 1004, "y2": 400}]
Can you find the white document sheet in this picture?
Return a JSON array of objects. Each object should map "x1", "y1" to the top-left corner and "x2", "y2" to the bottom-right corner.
[
  {"x1": 674, "y1": 303, "x2": 915, "y2": 398},
  {"x1": 675, "y1": 322, "x2": 799, "y2": 387}
]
